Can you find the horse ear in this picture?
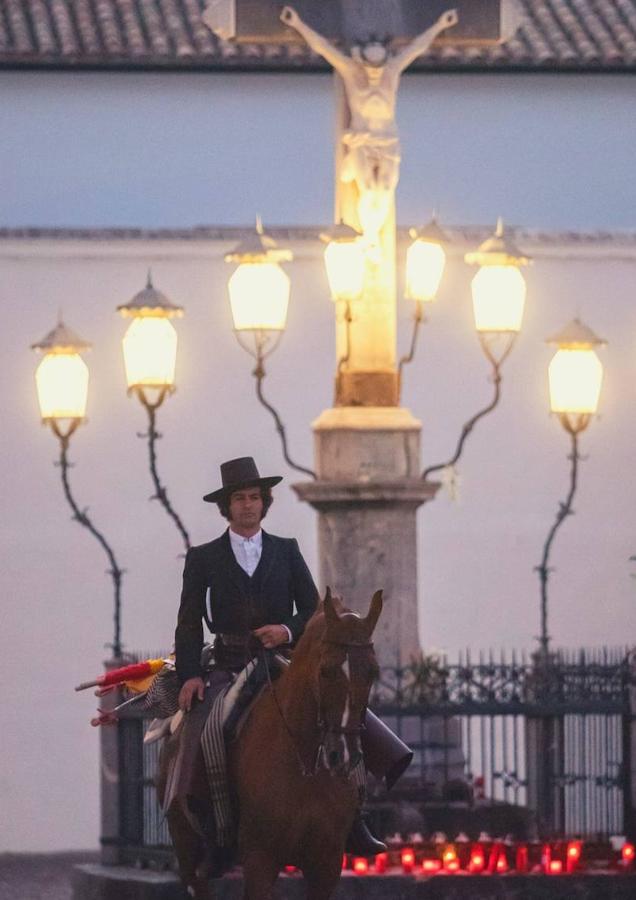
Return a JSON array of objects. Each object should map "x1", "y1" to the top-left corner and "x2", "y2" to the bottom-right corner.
[
  {"x1": 363, "y1": 589, "x2": 383, "y2": 636},
  {"x1": 323, "y1": 586, "x2": 340, "y2": 629}
]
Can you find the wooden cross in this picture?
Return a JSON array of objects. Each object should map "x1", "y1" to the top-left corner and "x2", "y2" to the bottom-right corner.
[{"x1": 206, "y1": 0, "x2": 509, "y2": 46}]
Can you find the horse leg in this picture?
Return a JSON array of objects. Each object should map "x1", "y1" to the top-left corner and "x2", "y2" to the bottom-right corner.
[
  {"x1": 165, "y1": 805, "x2": 215, "y2": 900},
  {"x1": 304, "y1": 874, "x2": 341, "y2": 900},
  {"x1": 241, "y1": 849, "x2": 279, "y2": 900},
  {"x1": 302, "y1": 858, "x2": 343, "y2": 900}
]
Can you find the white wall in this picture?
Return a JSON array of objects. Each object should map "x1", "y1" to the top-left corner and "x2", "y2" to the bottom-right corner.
[
  {"x1": 1, "y1": 67, "x2": 636, "y2": 852},
  {"x1": 1, "y1": 71, "x2": 635, "y2": 229}
]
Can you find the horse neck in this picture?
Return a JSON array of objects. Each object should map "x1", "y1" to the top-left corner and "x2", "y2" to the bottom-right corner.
[{"x1": 275, "y1": 633, "x2": 321, "y2": 737}]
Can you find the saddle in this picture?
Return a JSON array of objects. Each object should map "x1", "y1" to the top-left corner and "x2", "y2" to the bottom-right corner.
[{"x1": 143, "y1": 647, "x2": 285, "y2": 747}]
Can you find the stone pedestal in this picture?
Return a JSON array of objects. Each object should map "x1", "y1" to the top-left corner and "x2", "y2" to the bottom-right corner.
[
  {"x1": 293, "y1": 406, "x2": 437, "y2": 668},
  {"x1": 99, "y1": 658, "x2": 125, "y2": 865}
]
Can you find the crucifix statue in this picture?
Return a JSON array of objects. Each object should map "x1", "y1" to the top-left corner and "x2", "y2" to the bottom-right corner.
[
  {"x1": 200, "y1": 1, "x2": 516, "y2": 665},
  {"x1": 280, "y1": 6, "x2": 458, "y2": 245}
]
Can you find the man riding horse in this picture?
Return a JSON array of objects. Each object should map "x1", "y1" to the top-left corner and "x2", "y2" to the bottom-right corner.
[{"x1": 166, "y1": 456, "x2": 410, "y2": 880}]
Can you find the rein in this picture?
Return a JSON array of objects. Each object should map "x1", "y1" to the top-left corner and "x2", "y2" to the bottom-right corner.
[
  {"x1": 317, "y1": 639, "x2": 373, "y2": 738},
  {"x1": 261, "y1": 636, "x2": 374, "y2": 778},
  {"x1": 260, "y1": 645, "x2": 319, "y2": 778}
]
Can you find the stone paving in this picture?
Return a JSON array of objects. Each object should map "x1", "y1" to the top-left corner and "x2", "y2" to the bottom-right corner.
[{"x1": 0, "y1": 852, "x2": 98, "y2": 900}]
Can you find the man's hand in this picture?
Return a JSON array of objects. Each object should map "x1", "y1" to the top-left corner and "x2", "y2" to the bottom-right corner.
[
  {"x1": 280, "y1": 6, "x2": 299, "y2": 28},
  {"x1": 438, "y1": 10, "x2": 459, "y2": 30},
  {"x1": 178, "y1": 676, "x2": 205, "y2": 712},
  {"x1": 253, "y1": 624, "x2": 289, "y2": 649}
]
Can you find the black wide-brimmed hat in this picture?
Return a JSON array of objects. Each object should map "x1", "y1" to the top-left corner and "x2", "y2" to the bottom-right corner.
[{"x1": 203, "y1": 457, "x2": 283, "y2": 503}]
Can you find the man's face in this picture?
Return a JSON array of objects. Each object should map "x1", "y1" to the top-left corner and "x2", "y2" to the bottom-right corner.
[{"x1": 228, "y1": 487, "x2": 263, "y2": 531}]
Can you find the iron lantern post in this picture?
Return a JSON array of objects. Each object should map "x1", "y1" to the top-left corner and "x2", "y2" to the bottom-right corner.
[
  {"x1": 31, "y1": 319, "x2": 124, "y2": 656},
  {"x1": 225, "y1": 219, "x2": 316, "y2": 479},
  {"x1": 422, "y1": 220, "x2": 531, "y2": 483},
  {"x1": 535, "y1": 317, "x2": 606, "y2": 656},
  {"x1": 117, "y1": 272, "x2": 191, "y2": 553}
]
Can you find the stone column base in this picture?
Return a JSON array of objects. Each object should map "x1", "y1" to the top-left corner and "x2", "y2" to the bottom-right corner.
[{"x1": 293, "y1": 405, "x2": 437, "y2": 667}]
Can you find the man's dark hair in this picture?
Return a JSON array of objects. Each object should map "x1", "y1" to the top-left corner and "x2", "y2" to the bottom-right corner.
[{"x1": 217, "y1": 485, "x2": 274, "y2": 521}]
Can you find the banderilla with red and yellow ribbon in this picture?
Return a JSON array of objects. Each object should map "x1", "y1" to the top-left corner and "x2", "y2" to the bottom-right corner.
[{"x1": 74, "y1": 657, "x2": 167, "y2": 692}]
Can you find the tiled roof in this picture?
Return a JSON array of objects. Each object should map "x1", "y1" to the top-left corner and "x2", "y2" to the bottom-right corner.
[
  {"x1": 0, "y1": 0, "x2": 635, "y2": 70},
  {"x1": 3, "y1": 226, "x2": 636, "y2": 256}
]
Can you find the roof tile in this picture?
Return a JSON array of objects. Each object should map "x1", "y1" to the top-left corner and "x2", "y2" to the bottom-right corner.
[
  {"x1": 49, "y1": 0, "x2": 79, "y2": 55},
  {"x1": 4, "y1": 1, "x2": 32, "y2": 54},
  {"x1": 73, "y1": 0, "x2": 103, "y2": 54},
  {"x1": 29, "y1": 0, "x2": 58, "y2": 54},
  {"x1": 114, "y1": 0, "x2": 147, "y2": 55}
]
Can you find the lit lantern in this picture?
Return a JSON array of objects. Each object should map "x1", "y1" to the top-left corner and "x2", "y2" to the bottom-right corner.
[
  {"x1": 117, "y1": 273, "x2": 183, "y2": 394},
  {"x1": 225, "y1": 219, "x2": 293, "y2": 333},
  {"x1": 405, "y1": 216, "x2": 449, "y2": 303},
  {"x1": 622, "y1": 842, "x2": 635, "y2": 867},
  {"x1": 352, "y1": 857, "x2": 369, "y2": 875},
  {"x1": 465, "y1": 218, "x2": 531, "y2": 334},
  {"x1": 320, "y1": 221, "x2": 365, "y2": 303},
  {"x1": 32, "y1": 320, "x2": 91, "y2": 429},
  {"x1": 547, "y1": 318, "x2": 606, "y2": 432},
  {"x1": 548, "y1": 860, "x2": 563, "y2": 874}
]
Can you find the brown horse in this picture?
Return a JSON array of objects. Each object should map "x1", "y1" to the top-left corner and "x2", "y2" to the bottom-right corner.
[
  {"x1": 231, "y1": 588, "x2": 382, "y2": 899},
  {"x1": 158, "y1": 587, "x2": 382, "y2": 900}
]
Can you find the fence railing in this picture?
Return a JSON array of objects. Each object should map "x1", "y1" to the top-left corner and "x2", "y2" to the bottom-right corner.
[{"x1": 103, "y1": 647, "x2": 635, "y2": 864}]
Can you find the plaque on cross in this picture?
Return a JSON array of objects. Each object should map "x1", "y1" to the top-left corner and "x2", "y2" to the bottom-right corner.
[{"x1": 204, "y1": 1, "x2": 513, "y2": 45}]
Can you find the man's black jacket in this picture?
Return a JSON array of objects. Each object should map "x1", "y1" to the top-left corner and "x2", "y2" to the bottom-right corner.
[{"x1": 175, "y1": 528, "x2": 319, "y2": 684}]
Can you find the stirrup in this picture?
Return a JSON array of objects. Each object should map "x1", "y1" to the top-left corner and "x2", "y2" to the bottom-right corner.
[{"x1": 345, "y1": 812, "x2": 387, "y2": 857}]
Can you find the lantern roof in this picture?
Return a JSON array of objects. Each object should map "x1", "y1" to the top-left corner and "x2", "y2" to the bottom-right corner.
[
  {"x1": 408, "y1": 216, "x2": 449, "y2": 245},
  {"x1": 465, "y1": 218, "x2": 531, "y2": 267},
  {"x1": 225, "y1": 217, "x2": 293, "y2": 264},
  {"x1": 319, "y1": 220, "x2": 363, "y2": 244},
  {"x1": 31, "y1": 319, "x2": 92, "y2": 354},
  {"x1": 546, "y1": 317, "x2": 607, "y2": 349},
  {"x1": 117, "y1": 271, "x2": 184, "y2": 318}
]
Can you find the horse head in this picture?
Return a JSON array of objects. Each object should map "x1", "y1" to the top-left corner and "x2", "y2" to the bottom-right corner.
[{"x1": 314, "y1": 586, "x2": 382, "y2": 776}]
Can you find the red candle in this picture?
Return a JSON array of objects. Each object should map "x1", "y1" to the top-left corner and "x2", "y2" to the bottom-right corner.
[
  {"x1": 352, "y1": 857, "x2": 369, "y2": 875},
  {"x1": 374, "y1": 852, "x2": 388, "y2": 874},
  {"x1": 515, "y1": 845, "x2": 528, "y2": 873},
  {"x1": 401, "y1": 848, "x2": 415, "y2": 873},
  {"x1": 468, "y1": 845, "x2": 485, "y2": 873},
  {"x1": 496, "y1": 851, "x2": 509, "y2": 873},
  {"x1": 422, "y1": 858, "x2": 442, "y2": 873},
  {"x1": 566, "y1": 841, "x2": 582, "y2": 873}
]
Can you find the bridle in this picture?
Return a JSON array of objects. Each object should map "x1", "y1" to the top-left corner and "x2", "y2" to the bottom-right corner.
[
  {"x1": 316, "y1": 638, "x2": 374, "y2": 739},
  {"x1": 262, "y1": 636, "x2": 375, "y2": 778}
]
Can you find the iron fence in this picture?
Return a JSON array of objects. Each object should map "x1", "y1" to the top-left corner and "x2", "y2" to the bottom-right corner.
[{"x1": 108, "y1": 647, "x2": 635, "y2": 863}]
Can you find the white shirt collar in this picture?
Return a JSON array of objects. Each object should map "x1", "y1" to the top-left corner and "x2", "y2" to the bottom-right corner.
[{"x1": 229, "y1": 527, "x2": 262, "y2": 550}]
